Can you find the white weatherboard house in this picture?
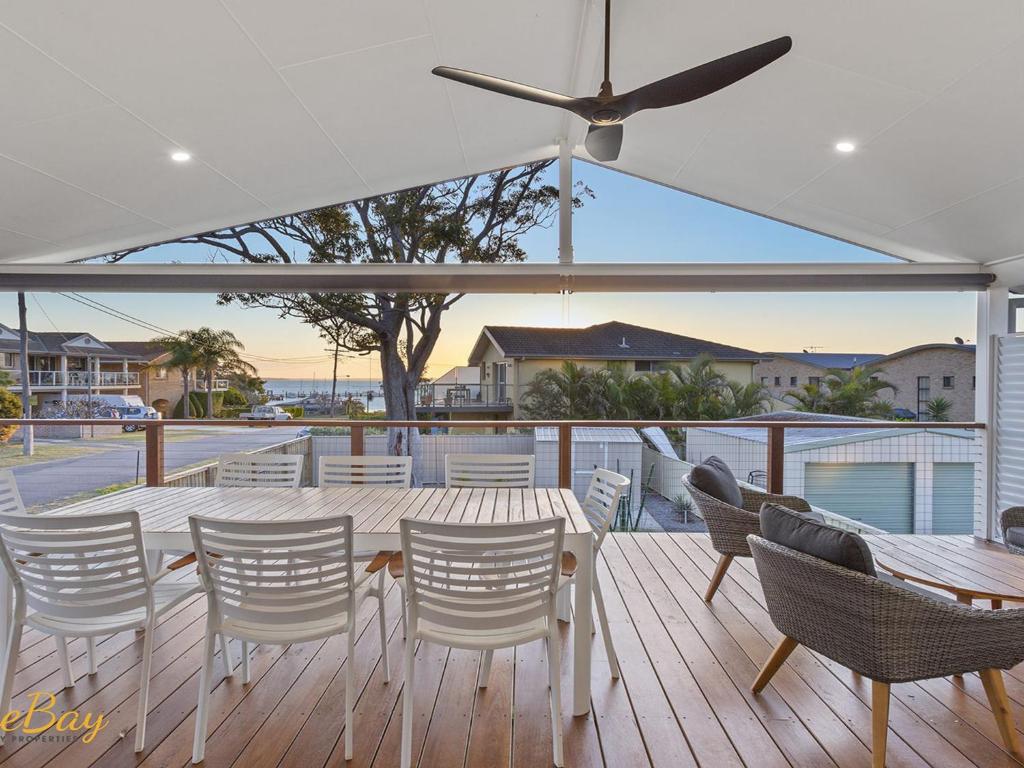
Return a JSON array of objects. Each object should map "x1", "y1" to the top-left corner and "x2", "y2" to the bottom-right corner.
[{"x1": 686, "y1": 412, "x2": 977, "y2": 534}]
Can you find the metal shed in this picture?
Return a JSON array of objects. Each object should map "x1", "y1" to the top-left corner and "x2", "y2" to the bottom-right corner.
[{"x1": 536, "y1": 427, "x2": 643, "y2": 512}]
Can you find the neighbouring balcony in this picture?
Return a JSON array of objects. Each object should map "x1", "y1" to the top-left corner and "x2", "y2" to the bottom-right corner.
[
  {"x1": 416, "y1": 382, "x2": 516, "y2": 414},
  {"x1": 193, "y1": 378, "x2": 231, "y2": 392},
  {"x1": 4, "y1": 369, "x2": 140, "y2": 388}
]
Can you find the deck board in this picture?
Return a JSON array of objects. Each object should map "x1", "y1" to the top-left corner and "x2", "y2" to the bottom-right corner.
[{"x1": 0, "y1": 534, "x2": 1022, "y2": 768}]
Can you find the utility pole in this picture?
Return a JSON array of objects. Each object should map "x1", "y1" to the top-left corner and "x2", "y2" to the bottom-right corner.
[
  {"x1": 327, "y1": 340, "x2": 340, "y2": 418},
  {"x1": 16, "y1": 293, "x2": 33, "y2": 456}
]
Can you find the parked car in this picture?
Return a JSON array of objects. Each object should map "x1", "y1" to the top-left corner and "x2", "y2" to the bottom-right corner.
[
  {"x1": 118, "y1": 405, "x2": 161, "y2": 432},
  {"x1": 240, "y1": 405, "x2": 293, "y2": 421}
]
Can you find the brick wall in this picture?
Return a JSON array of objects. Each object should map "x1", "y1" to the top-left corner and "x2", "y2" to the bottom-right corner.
[{"x1": 753, "y1": 347, "x2": 976, "y2": 420}]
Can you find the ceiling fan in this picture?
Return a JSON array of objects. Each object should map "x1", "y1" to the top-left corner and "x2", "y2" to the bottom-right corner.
[{"x1": 432, "y1": 0, "x2": 792, "y2": 162}]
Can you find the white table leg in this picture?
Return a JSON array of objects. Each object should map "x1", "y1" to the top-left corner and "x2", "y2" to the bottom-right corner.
[{"x1": 572, "y1": 534, "x2": 592, "y2": 716}]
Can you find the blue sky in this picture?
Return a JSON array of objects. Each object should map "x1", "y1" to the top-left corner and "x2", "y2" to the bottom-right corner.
[{"x1": 0, "y1": 161, "x2": 975, "y2": 379}]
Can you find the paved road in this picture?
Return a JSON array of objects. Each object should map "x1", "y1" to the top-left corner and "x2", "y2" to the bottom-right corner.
[{"x1": 12, "y1": 427, "x2": 301, "y2": 508}]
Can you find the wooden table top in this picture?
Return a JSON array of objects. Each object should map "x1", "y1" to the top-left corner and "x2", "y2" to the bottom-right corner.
[{"x1": 45, "y1": 485, "x2": 592, "y2": 537}]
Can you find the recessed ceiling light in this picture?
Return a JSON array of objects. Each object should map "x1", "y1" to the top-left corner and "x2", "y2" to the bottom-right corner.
[
  {"x1": 835, "y1": 141, "x2": 856, "y2": 153},
  {"x1": 170, "y1": 150, "x2": 191, "y2": 162}
]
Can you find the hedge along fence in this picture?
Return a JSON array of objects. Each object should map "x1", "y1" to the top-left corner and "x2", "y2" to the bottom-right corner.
[{"x1": 164, "y1": 434, "x2": 314, "y2": 488}]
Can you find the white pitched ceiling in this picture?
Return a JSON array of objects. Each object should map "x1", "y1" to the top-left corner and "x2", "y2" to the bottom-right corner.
[{"x1": 0, "y1": 0, "x2": 1020, "y2": 269}]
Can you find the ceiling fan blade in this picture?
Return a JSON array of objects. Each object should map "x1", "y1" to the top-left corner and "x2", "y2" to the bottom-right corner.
[
  {"x1": 585, "y1": 124, "x2": 624, "y2": 162},
  {"x1": 432, "y1": 66, "x2": 581, "y2": 112},
  {"x1": 622, "y1": 36, "x2": 792, "y2": 115}
]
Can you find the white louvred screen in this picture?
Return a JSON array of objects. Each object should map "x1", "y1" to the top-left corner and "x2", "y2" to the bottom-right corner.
[{"x1": 995, "y1": 335, "x2": 1024, "y2": 523}]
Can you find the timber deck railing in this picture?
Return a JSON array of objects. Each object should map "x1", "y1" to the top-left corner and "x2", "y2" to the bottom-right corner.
[{"x1": 0, "y1": 418, "x2": 985, "y2": 493}]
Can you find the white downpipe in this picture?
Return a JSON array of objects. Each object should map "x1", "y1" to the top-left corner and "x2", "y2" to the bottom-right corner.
[{"x1": 558, "y1": 138, "x2": 573, "y2": 265}]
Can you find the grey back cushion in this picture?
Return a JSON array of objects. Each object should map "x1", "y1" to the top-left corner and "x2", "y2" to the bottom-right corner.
[
  {"x1": 689, "y1": 456, "x2": 743, "y2": 509},
  {"x1": 760, "y1": 502, "x2": 876, "y2": 576}
]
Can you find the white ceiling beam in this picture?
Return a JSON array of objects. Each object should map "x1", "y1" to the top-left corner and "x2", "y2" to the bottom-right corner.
[{"x1": 0, "y1": 262, "x2": 994, "y2": 293}]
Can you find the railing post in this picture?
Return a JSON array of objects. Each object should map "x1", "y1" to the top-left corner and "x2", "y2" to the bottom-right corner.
[
  {"x1": 351, "y1": 425, "x2": 364, "y2": 456},
  {"x1": 767, "y1": 426, "x2": 784, "y2": 494},
  {"x1": 558, "y1": 423, "x2": 572, "y2": 489},
  {"x1": 145, "y1": 424, "x2": 164, "y2": 487}
]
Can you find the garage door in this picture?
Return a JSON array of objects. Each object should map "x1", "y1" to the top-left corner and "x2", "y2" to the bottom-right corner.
[
  {"x1": 804, "y1": 463, "x2": 915, "y2": 534},
  {"x1": 931, "y1": 463, "x2": 975, "y2": 535}
]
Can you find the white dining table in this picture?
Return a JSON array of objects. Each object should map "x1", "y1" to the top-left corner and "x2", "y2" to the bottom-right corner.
[{"x1": 26, "y1": 484, "x2": 597, "y2": 716}]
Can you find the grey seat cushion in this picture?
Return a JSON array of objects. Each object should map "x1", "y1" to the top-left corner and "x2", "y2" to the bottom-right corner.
[
  {"x1": 760, "y1": 502, "x2": 876, "y2": 576},
  {"x1": 1006, "y1": 527, "x2": 1024, "y2": 550},
  {"x1": 688, "y1": 456, "x2": 743, "y2": 509},
  {"x1": 876, "y1": 572, "x2": 959, "y2": 605}
]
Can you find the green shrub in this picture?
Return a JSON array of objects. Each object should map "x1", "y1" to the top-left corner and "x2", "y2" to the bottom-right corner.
[
  {"x1": 173, "y1": 392, "x2": 206, "y2": 418},
  {"x1": 283, "y1": 406, "x2": 304, "y2": 418},
  {"x1": 0, "y1": 388, "x2": 21, "y2": 443},
  {"x1": 221, "y1": 387, "x2": 248, "y2": 408}
]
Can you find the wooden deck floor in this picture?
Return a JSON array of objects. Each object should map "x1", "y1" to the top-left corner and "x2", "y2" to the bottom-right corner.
[{"x1": 1, "y1": 533, "x2": 1023, "y2": 768}]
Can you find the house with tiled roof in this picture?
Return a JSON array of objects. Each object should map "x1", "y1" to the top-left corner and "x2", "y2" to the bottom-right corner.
[
  {"x1": 455, "y1": 321, "x2": 765, "y2": 419},
  {"x1": 0, "y1": 325, "x2": 229, "y2": 416},
  {"x1": 754, "y1": 343, "x2": 977, "y2": 420}
]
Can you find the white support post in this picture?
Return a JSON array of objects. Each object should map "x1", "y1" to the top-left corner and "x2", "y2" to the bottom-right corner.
[
  {"x1": 558, "y1": 138, "x2": 573, "y2": 265},
  {"x1": 976, "y1": 286, "x2": 1009, "y2": 539}
]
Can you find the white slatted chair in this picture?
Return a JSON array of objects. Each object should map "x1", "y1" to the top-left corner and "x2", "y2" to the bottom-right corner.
[
  {"x1": 400, "y1": 517, "x2": 566, "y2": 768},
  {"x1": 0, "y1": 510, "x2": 201, "y2": 751},
  {"x1": 189, "y1": 514, "x2": 388, "y2": 764},
  {"x1": 0, "y1": 470, "x2": 91, "y2": 684},
  {"x1": 0, "y1": 470, "x2": 24, "y2": 515},
  {"x1": 318, "y1": 455, "x2": 411, "y2": 630},
  {"x1": 556, "y1": 468, "x2": 629, "y2": 680},
  {"x1": 444, "y1": 454, "x2": 535, "y2": 488},
  {"x1": 319, "y1": 455, "x2": 412, "y2": 488},
  {"x1": 215, "y1": 452, "x2": 304, "y2": 488}
]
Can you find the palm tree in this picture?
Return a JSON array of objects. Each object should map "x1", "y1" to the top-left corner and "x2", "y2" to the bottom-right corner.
[
  {"x1": 191, "y1": 328, "x2": 256, "y2": 419},
  {"x1": 785, "y1": 382, "x2": 830, "y2": 413},
  {"x1": 153, "y1": 331, "x2": 202, "y2": 419},
  {"x1": 823, "y1": 366, "x2": 897, "y2": 417},
  {"x1": 924, "y1": 396, "x2": 952, "y2": 422},
  {"x1": 521, "y1": 361, "x2": 620, "y2": 419},
  {"x1": 722, "y1": 381, "x2": 771, "y2": 419},
  {"x1": 667, "y1": 354, "x2": 730, "y2": 420}
]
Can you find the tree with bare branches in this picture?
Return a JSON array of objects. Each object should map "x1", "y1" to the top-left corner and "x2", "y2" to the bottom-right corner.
[{"x1": 111, "y1": 162, "x2": 589, "y2": 452}]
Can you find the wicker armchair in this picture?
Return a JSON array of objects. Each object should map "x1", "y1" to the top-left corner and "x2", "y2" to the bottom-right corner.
[
  {"x1": 682, "y1": 476, "x2": 811, "y2": 601},
  {"x1": 748, "y1": 535, "x2": 1024, "y2": 767},
  {"x1": 1000, "y1": 507, "x2": 1024, "y2": 555}
]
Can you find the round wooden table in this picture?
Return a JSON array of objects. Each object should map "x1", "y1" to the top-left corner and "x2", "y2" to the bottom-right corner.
[{"x1": 877, "y1": 560, "x2": 1024, "y2": 609}]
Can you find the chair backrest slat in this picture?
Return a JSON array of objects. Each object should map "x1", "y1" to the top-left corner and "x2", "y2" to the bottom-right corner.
[
  {"x1": 216, "y1": 452, "x2": 303, "y2": 488},
  {"x1": 0, "y1": 510, "x2": 150, "y2": 620},
  {"x1": 581, "y1": 469, "x2": 630, "y2": 550},
  {"x1": 401, "y1": 517, "x2": 562, "y2": 634},
  {"x1": 0, "y1": 470, "x2": 25, "y2": 515},
  {"x1": 445, "y1": 454, "x2": 535, "y2": 488},
  {"x1": 190, "y1": 515, "x2": 356, "y2": 626},
  {"x1": 319, "y1": 456, "x2": 411, "y2": 488}
]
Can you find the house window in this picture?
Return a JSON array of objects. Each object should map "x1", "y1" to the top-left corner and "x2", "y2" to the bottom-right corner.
[
  {"x1": 917, "y1": 376, "x2": 931, "y2": 419},
  {"x1": 154, "y1": 368, "x2": 167, "y2": 380},
  {"x1": 790, "y1": 376, "x2": 797, "y2": 386},
  {"x1": 942, "y1": 375, "x2": 954, "y2": 389},
  {"x1": 0, "y1": 353, "x2": 15, "y2": 368},
  {"x1": 634, "y1": 361, "x2": 652, "y2": 372},
  {"x1": 760, "y1": 376, "x2": 769, "y2": 385},
  {"x1": 809, "y1": 376, "x2": 821, "y2": 386},
  {"x1": 773, "y1": 376, "x2": 781, "y2": 386}
]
